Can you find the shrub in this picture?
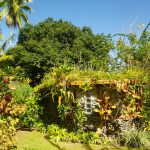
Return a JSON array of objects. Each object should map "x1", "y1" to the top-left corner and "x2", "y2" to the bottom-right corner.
[
  {"x1": 0, "y1": 117, "x2": 17, "y2": 150},
  {"x1": 33, "y1": 121, "x2": 47, "y2": 133},
  {"x1": 57, "y1": 101, "x2": 84, "y2": 131},
  {"x1": 11, "y1": 82, "x2": 43, "y2": 128},
  {"x1": 117, "y1": 125, "x2": 150, "y2": 148},
  {"x1": 78, "y1": 132, "x2": 102, "y2": 144},
  {"x1": 47, "y1": 124, "x2": 69, "y2": 142},
  {"x1": 46, "y1": 124, "x2": 102, "y2": 144}
]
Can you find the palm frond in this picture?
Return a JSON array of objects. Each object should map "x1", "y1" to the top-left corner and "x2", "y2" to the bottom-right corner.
[
  {"x1": 16, "y1": 14, "x2": 22, "y2": 28},
  {"x1": 20, "y1": 5, "x2": 32, "y2": 12},
  {"x1": 0, "y1": 7, "x2": 8, "y2": 20},
  {"x1": 13, "y1": 1, "x2": 19, "y2": 14},
  {"x1": 20, "y1": 10, "x2": 28, "y2": 24},
  {"x1": 1, "y1": 34, "x2": 15, "y2": 52}
]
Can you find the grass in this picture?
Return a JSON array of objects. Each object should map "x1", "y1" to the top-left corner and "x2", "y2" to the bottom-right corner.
[
  {"x1": 15, "y1": 130, "x2": 110, "y2": 150},
  {"x1": 15, "y1": 130, "x2": 147, "y2": 150},
  {"x1": 15, "y1": 130, "x2": 58, "y2": 150}
]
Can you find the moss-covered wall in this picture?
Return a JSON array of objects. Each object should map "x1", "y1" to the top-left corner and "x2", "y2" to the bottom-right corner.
[{"x1": 75, "y1": 83, "x2": 141, "y2": 130}]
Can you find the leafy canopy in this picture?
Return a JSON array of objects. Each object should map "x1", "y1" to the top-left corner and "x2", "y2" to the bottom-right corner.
[{"x1": 7, "y1": 18, "x2": 114, "y2": 85}]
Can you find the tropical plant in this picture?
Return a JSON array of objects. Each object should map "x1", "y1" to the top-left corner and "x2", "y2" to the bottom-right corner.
[
  {"x1": 35, "y1": 65, "x2": 85, "y2": 131},
  {"x1": 78, "y1": 132, "x2": 102, "y2": 144},
  {"x1": 47, "y1": 124, "x2": 69, "y2": 142},
  {"x1": 0, "y1": 0, "x2": 32, "y2": 46},
  {"x1": 57, "y1": 101, "x2": 84, "y2": 131},
  {"x1": 11, "y1": 82, "x2": 43, "y2": 128},
  {"x1": 33, "y1": 121, "x2": 47, "y2": 133},
  {"x1": 46, "y1": 124, "x2": 103, "y2": 144}
]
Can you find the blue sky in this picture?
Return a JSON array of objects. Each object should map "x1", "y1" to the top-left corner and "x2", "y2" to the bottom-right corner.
[{"x1": 1, "y1": 0, "x2": 150, "y2": 44}]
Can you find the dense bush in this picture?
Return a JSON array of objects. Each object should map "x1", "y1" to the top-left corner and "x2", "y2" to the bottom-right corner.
[
  {"x1": 6, "y1": 18, "x2": 114, "y2": 85},
  {"x1": 0, "y1": 75, "x2": 43, "y2": 149},
  {"x1": 57, "y1": 101, "x2": 84, "y2": 131},
  {"x1": 11, "y1": 82, "x2": 42, "y2": 128}
]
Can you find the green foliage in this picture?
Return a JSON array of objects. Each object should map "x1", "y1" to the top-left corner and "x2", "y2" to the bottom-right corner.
[
  {"x1": 57, "y1": 101, "x2": 84, "y2": 131},
  {"x1": 142, "y1": 83, "x2": 150, "y2": 130},
  {"x1": 47, "y1": 124, "x2": 70, "y2": 142},
  {"x1": 138, "y1": 24, "x2": 150, "y2": 129},
  {"x1": 114, "y1": 23, "x2": 150, "y2": 71},
  {"x1": 0, "y1": 54, "x2": 13, "y2": 62},
  {"x1": 36, "y1": 66, "x2": 146, "y2": 91},
  {"x1": 35, "y1": 66, "x2": 85, "y2": 130},
  {"x1": 46, "y1": 124, "x2": 102, "y2": 144},
  {"x1": 0, "y1": 73, "x2": 42, "y2": 129},
  {"x1": 117, "y1": 125, "x2": 150, "y2": 148},
  {"x1": 6, "y1": 18, "x2": 114, "y2": 85},
  {"x1": 11, "y1": 82, "x2": 42, "y2": 128},
  {"x1": 35, "y1": 65, "x2": 146, "y2": 131},
  {"x1": 0, "y1": 75, "x2": 43, "y2": 149},
  {"x1": 33, "y1": 121, "x2": 47, "y2": 133},
  {"x1": 78, "y1": 132, "x2": 102, "y2": 144}
]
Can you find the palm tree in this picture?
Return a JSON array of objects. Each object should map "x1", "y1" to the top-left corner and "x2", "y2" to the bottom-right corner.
[{"x1": 0, "y1": 0, "x2": 32, "y2": 46}]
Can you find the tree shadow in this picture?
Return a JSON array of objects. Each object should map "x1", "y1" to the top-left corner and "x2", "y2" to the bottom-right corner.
[
  {"x1": 83, "y1": 143, "x2": 94, "y2": 150},
  {"x1": 48, "y1": 140, "x2": 66, "y2": 150},
  {"x1": 44, "y1": 135, "x2": 66, "y2": 150},
  {"x1": 83, "y1": 143, "x2": 112, "y2": 150}
]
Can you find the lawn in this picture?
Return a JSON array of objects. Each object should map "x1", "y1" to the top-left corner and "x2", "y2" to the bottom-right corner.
[
  {"x1": 15, "y1": 130, "x2": 127, "y2": 150},
  {"x1": 15, "y1": 131, "x2": 58, "y2": 150}
]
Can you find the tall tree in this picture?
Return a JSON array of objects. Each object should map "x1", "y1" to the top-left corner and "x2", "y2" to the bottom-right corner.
[
  {"x1": 0, "y1": 0, "x2": 32, "y2": 46},
  {"x1": 6, "y1": 18, "x2": 114, "y2": 85}
]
